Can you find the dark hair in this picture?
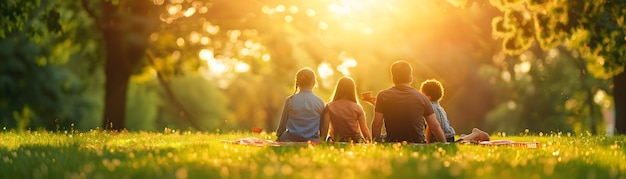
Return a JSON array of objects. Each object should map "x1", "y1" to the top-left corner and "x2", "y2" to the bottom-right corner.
[
  {"x1": 391, "y1": 60, "x2": 413, "y2": 84},
  {"x1": 295, "y1": 68, "x2": 316, "y2": 89},
  {"x1": 420, "y1": 79, "x2": 444, "y2": 102},
  {"x1": 331, "y1": 76, "x2": 358, "y2": 103}
]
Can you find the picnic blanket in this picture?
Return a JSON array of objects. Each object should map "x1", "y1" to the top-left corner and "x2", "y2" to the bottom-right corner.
[
  {"x1": 221, "y1": 137, "x2": 318, "y2": 147},
  {"x1": 223, "y1": 137, "x2": 540, "y2": 148},
  {"x1": 478, "y1": 140, "x2": 541, "y2": 148}
]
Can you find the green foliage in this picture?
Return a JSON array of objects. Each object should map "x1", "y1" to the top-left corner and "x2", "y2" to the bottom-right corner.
[
  {"x1": 125, "y1": 80, "x2": 159, "y2": 131},
  {"x1": 0, "y1": 131, "x2": 625, "y2": 178},
  {"x1": 12, "y1": 106, "x2": 34, "y2": 132},
  {"x1": 0, "y1": 0, "x2": 104, "y2": 131},
  {"x1": 0, "y1": 0, "x2": 40, "y2": 38},
  {"x1": 489, "y1": 0, "x2": 626, "y2": 78},
  {"x1": 154, "y1": 75, "x2": 230, "y2": 131},
  {"x1": 481, "y1": 47, "x2": 611, "y2": 134}
]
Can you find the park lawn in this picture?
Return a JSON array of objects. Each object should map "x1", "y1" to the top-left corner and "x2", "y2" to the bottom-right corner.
[{"x1": 0, "y1": 130, "x2": 625, "y2": 179}]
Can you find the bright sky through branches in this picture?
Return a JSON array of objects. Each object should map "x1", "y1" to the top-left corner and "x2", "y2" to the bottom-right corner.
[{"x1": 156, "y1": 0, "x2": 456, "y2": 89}]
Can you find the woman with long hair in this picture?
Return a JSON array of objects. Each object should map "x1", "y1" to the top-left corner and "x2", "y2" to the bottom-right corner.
[{"x1": 321, "y1": 76, "x2": 371, "y2": 142}]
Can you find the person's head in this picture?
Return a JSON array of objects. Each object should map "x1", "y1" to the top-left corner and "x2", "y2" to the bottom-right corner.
[
  {"x1": 295, "y1": 67, "x2": 317, "y2": 90},
  {"x1": 331, "y1": 76, "x2": 358, "y2": 103},
  {"x1": 420, "y1": 79, "x2": 444, "y2": 102},
  {"x1": 391, "y1": 60, "x2": 413, "y2": 85}
]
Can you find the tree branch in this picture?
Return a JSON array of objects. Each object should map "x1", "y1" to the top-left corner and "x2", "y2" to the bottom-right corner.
[
  {"x1": 146, "y1": 51, "x2": 203, "y2": 131},
  {"x1": 81, "y1": 0, "x2": 102, "y2": 28}
]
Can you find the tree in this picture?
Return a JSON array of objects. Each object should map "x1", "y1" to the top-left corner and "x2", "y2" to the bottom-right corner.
[
  {"x1": 481, "y1": 46, "x2": 612, "y2": 133},
  {"x1": 1, "y1": 0, "x2": 103, "y2": 131},
  {"x1": 485, "y1": 0, "x2": 626, "y2": 134},
  {"x1": 79, "y1": 0, "x2": 273, "y2": 130}
]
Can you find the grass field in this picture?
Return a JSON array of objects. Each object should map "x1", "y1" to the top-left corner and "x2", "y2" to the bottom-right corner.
[{"x1": 1, "y1": 129, "x2": 625, "y2": 179}]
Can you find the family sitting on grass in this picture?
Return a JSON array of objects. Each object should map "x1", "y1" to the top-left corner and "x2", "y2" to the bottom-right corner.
[{"x1": 275, "y1": 60, "x2": 490, "y2": 144}]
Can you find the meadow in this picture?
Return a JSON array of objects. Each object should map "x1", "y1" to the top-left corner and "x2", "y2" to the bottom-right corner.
[{"x1": 1, "y1": 129, "x2": 625, "y2": 179}]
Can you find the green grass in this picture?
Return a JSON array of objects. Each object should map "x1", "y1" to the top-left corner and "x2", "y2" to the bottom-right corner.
[{"x1": 1, "y1": 130, "x2": 625, "y2": 179}]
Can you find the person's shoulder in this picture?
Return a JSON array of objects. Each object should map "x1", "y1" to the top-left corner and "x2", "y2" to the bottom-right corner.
[
  {"x1": 326, "y1": 100, "x2": 338, "y2": 107},
  {"x1": 313, "y1": 94, "x2": 325, "y2": 103},
  {"x1": 376, "y1": 87, "x2": 395, "y2": 96},
  {"x1": 284, "y1": 94, "x2": 295, "y2": 101}
]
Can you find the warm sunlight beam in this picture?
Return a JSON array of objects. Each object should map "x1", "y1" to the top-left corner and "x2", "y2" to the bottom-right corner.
[
  {"x1": 167, "y1": 4, "x2": 182, "y2": 15},
  {"x1": 235, "y1": 61, "x2": 250, "y2": 73},
  {"x1": 183, "y1": 7, "x2": 196, "y2": 17},
  {"x1": 317, "y1": 62, "x2": 334, "y2": 79},
  {"x1": 337, "y1": 52, "x2": 358, "y2": 76},
  {"x1": 262, "y1": 54, "x2": 271, "y2": 62},
  {"x1": 199, "y1": 49, "x2": 214, "y2": 61}
]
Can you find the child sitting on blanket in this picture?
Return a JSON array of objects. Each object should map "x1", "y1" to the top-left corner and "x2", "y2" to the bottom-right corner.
[
  {"x1": 321, "y1": 76, "x2": 372, "y2": 143},
  {"x1": 420, "y1": 79, "x2": 456, "y2": 143},
  {"x1": 275, "y1": 68, "x2": 326, "y2": 142}
]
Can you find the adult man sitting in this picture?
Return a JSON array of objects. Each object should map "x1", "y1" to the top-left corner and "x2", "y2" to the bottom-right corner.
[{"x1": 370, "y1": 60, "x2": 446, "y2": 143}]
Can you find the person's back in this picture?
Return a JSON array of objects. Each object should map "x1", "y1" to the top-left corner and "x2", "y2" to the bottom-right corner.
[
  {"x1": 376, "y1": 85, "x2": 432, "y2": 143},
  {"x1": 283, "y1": 89, "x2": 325, "y2": 141},
  {"x1": 325, "y1": 99, "x2": 366, "y2": 141},
  {"x1": 276, "y1": 68, "x2": 325, "y2": 142},
  {"x1": 420, "y1": 79, "x2": 456, "y2": 142},
  {"x1": 370, "y1": 60, "x2": 446, "y2": 143},
  {"x1": 321, "y1": 77, "x2": 371, "y2": 142}
]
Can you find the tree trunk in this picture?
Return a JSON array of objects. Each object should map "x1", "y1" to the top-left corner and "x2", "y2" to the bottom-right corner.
[
  {"x1": 97, "y1": 1, "x2": 155, "y2": 130},
  {"x1": 587, "y1": 88, "x2": 597, "y2": 135},
  {"x1": 614, "y1": 72, "x2": 626, "y2": 134},
  {"x1": 101, "y1": 28, "x2": 131, "y2": 130}
]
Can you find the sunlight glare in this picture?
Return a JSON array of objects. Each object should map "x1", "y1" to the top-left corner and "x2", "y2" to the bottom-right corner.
[
  {"x1": 240, "y1": 48, "x2": 250, "y2": 56},
  {"x1": 289, "y1": 6, "x2": 299, "y2": 14},
  {"x1": 200, "y1": 37, "x2": 210, "y2": 45},
  {"x1": 501, "y1": 71, "x2": 511, "y2": 82},
  {"x1": 189, "y1": 31, "x2": 200, "y2": 44},
  {"x1": 244, "y1": 40, "x2": 254, "y2": 48},
  {"x1": 176, "y1": 37, "x2": 185, "y2": 47},
  {"x1": 514, "y1": 61, "x2": 531, "y2": 74},
  {"x1": 262, "y1": 6, "x2": 274, "y2": 15},
  {"x1": 205, "y1": 23, "x2": 220, "y2": 35},
  {"x1": 507, "y1": 101, "x2": 516, "y2": 110},
  {"x1": 306, "y1": 9, "x2": 316, "y2": 17},
  {"x1": 319, "y1": 22, "x2": 329, "y2": 30},
  {"x1": 328, "y1": 4, "x2": 348, "y2": 16},
  {"x1": 262, "y1": 54, "x2": 271, "y2": 62},
  {"x1": 328, "y1": 0, "x2": 363, "y2": 16},
  {"x1": 183, "y1": 7, "x2": 196, "y2": 17},
  {"x1": 337, "y1": 52, "x2": 358, "y2": 76},
  {"x1": 208, "y1": 59, "x2": 228, "y2": 75},
  {"x1": 276, "y1": 5, "x2": 286, "y2": 12},
  {"x1": 284, "y1": 15, "x2": 293, "y2": 23},
  {"x1": 235, "y1": 61, "x2": 250, "y2": 73},
  {"x1": 317, "y1": 62, "x2": 334, "y2": 79},
  {"x1": 228, "y1": 30, "x2": 241, "y2": 42},
  {"x1": 337, "y1": 58, "x2": 357, "y2": 75},
  {"x1": 199, "y1": 6, "x2": 208, "y2": 14},
  {"x1": 153, "y1": 0, "x2": 164, "y2": 5},
  {"x1": 172, "y1": 50, "x2": 181, "y2": 62},
  {"x1": 168, "y1": 4, "x2": 182, "y2": 15},
  {"x1": 594, "y1": 90, "x2": 611, "y2": 108},
  {"x1": 149, "y1": 33, "x2": 158, "y2": 42},
  {"x1": 364, "y1": 27, "x2": 373, "y2": 35},
  {"x1": 547, "y1": 48, "x2": 559, "y2": 60},
  {"x1": 199, "y1": 49, "x2": 214, "y2": 61}
]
